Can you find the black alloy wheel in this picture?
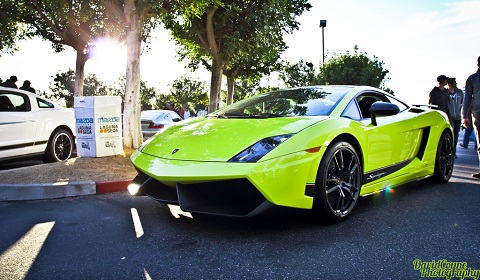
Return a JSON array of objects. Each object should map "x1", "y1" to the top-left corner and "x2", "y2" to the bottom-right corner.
[
  {"x1": 44, "y1": 129, "x2": 74, "y2": 163},
  {"x1": 314, "y1": 141, "x2": 362, "y2": 223},
  {"x1": 432, "y1": 131, "x2": 454, "y2": 183}
]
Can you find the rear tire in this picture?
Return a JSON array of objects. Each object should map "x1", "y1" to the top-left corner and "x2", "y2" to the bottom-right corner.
[
  {"x1": 313, "y1": 141, "x2": 362, "y2": 223},
  {"x1": 43, "y1": 129, "x2": 74, "y2": 163},
  {"x1": 432, "y1": 132, "x2": 454, "y2": 183}
]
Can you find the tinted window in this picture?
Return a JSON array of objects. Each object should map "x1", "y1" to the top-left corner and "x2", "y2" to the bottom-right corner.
[
  {"x1": 385, "y1": 95, "x2": 409, "y2": 112},
  {"x1": 0, "y1": 93, "x2": 29, "y2": 111},
  {"x1": 37, "y1": 98, "x2": 54, "y2": 108},
  {"x1": 342, "y1": 101, "x2": 362, "y2": 120}
]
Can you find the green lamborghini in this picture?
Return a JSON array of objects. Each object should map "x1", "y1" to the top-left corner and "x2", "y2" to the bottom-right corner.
[{"x1": 128, "y1": 85, "x2": 454, "y2": 222}]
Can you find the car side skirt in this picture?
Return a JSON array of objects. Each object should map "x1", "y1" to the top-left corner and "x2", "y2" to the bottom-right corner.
[
  {"x1": 0, "y1": 140, "x2": 48, "y2": 151},
  {"x1": 363, "y1": 159, "x2": 413, "y2": 184}
]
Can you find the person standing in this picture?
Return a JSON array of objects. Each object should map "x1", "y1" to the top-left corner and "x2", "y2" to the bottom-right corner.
[
  {"x1": 19, "y1": 80, "x2": 36, "y2": 93},
  {"x1": 179, "y1": 105, "x2": 185, "y2": 119},
  {"x1": 447, "y1": 77, "x2": 464, "y2": 157},
  {"x1": 0, "y1": 75, "x2": 18, "y2": 88},
  {"x1": 462, "y1": 56, "x2": 480, "y2": 178},
  {"x1": 429, "y1": 75, "x2": 451, "y2": 120},
  {"x1": 183, "y1": 107, "x2": 190, "y2": 119},
  {"x1": 460, "y1": 124, "x2": 476, "y2": 149}
]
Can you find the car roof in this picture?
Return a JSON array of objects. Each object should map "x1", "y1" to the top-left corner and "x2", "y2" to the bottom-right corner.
[{"x1": 0, "y1": 86, "x2": 64, "y2": 107}]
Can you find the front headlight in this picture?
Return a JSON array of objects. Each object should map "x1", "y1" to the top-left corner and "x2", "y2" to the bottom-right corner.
[{"x1": 228, "y1": 134, "x2": 294, "y2": 163}]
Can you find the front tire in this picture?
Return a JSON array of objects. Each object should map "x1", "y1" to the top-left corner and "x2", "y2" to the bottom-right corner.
[
  {"x1": 432, "y1": 131, "x2": 454, "y2": 183},
  {"x1": 43, "y1": 129, "x2": 74, "y2": 163},
  {"x1": 313, "y1": 141, "x2": 362, "y2": 223}
]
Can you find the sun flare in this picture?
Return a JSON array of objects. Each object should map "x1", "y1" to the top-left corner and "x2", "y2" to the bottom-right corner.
[{"x1": 88, "y1": 38, "x2": 126, "y2": 84}]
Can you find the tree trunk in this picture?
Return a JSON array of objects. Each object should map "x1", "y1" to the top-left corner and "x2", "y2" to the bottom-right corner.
[
  {"x1": 122, "y1": 0, "x2": 143, "y2": 148},
  {"x1": 226, "y1": 76, "x2": 235, "y2": 105},
  {"x1": 209, "y1": 58, "x2": 223, "y2": 113},
  {"x1": 74, "y1": 50, "x2": 87, "y2": 97}
]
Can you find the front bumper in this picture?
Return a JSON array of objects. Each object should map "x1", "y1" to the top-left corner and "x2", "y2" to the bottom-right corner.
[{"x1": 129, "y1": 149, "x2": 322, "y2": 217}]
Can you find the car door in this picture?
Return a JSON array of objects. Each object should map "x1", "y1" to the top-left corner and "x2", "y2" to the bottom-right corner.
[
  {"x1": 355, "y1": 92, "x2": 422, "y2": 180},
  {"x1": 0, "y1": 92, "x2": 38, "y2": 159}
]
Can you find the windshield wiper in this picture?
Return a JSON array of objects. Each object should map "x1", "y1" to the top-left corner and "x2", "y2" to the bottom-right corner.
[
  {"x1": 250, "y1": 113, "x2": 283, "y2": 118},
  {"x1": 209, "y1": 113, "x2": 229, "y2": 119}
]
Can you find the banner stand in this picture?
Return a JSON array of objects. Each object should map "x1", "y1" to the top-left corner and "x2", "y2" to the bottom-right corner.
[{"x1": 74, "y1": 96, "x2": 123, "y2": 157}]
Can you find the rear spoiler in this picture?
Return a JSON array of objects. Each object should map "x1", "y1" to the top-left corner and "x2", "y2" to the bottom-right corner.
[{"x1": 411, "y1": 104, "x2": 438, "y2": 109}]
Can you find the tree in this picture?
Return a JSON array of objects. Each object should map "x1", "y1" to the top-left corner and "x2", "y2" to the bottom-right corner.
[
  {"x1": 279, "y1": 59, "x2": 319, "y2": 88},
  {"x1": 102, "y1": 0, "x2": 209, "y2": 148},
  {"x1": 162, "y1": 0, "x2": 311, "y2": 112},
  {"x1": 110, "y1": 76, "x2": 161, "y2": 110},
  {"x1": 320, "y1": 45, "x2": 390, "y2": 89},
  {"x1": 0, "y1": 0, "x2": 126, "y2": 97},
  {"x1": 155, "y1": 76, "x2": 209, "y2": 114},
  {"x1": 232, "y1": 76, "x2": 261, "y2": 103},
  {"x1": 0, "y1": 7, "x2": 25, "y2": 57},
  {"x1": 278, "y1": 46, "x2": 392, "y2": 93},
  {"x1": 44, "y1": 69, "x2": 108, "y2": 107}
]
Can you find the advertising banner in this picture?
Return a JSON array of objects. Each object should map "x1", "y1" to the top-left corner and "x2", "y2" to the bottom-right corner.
[{"x1": 74, "y1": 96, "x2": 123, "y2": 157}]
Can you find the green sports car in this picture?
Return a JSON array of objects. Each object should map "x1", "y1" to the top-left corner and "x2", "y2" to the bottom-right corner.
[{"x1": 128, "y1": 85, "x2": 454, "y2": 222}]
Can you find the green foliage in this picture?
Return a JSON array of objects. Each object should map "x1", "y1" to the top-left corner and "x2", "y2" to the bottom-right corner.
[
  {"x1": 278, "y1": 46, "x2": 392, "y2": 93},
  {"x1": 0, "y1": 0, "x2": 120, "y2": 54},
  {"x1": 44, "y1": 69, "x2": 108, "y2": 107},
  {"x1": 162, "y1": 0, "x2": 311, "y2": 108},
  {"x1": 0, "y1": 15, "x2": 27, "y2": 56},
  {"x1": 44, "y1": 69, "x2": 75, "y2": 107},
  {"x1": 320, "y1": 45, "x2": 390, "y2": 89},
  {"x1": 155, "y1": 75, "x2": 209, "y2": 112},
  {"x1": 110, "y1": 76, "x2": 160, "y2": 110},
  {"x1": 43, "y1": 70, "x2": 209, "y2": 111},
  {"x1": 279, "y1": 59, "x2": 319, "y2": 88},
  {"x1": 232, "y1": 76, "x2": 261, "y2": 102}
]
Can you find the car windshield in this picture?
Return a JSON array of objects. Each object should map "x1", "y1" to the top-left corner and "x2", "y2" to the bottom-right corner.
[{"x1": 212, "y1": 87, "x2": 350, "y2": 118}]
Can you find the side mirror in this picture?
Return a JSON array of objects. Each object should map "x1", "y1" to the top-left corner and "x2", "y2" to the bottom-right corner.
[
  {"x1": 172, "y1": 118, "x2": 182, "y2": 122},
  {"x1": 370, "y1": 102, "x2": 400, "y2": 126}
]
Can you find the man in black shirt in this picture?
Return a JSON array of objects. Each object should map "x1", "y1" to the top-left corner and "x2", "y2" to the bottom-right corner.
[
  {"x1": 19, "y1": 80, "x2": 36, "y2": 93},
  {"x1": 429, "y1": 74, "x2": 450, "y2": 120},
  {"x1": 0, "y1": 75, "x2": 18, "y2": 88}
]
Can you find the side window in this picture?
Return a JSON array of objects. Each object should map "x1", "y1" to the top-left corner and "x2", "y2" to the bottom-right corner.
[
  {"x1": 0, "y1": 95, "x2": 15, "y2": 111},
  {"x1": 342, "y1": 101, "x2": 362, "y2": 120},
  {"x1": 356, "y1": 94, "x2": 384, "y2": 119},
  {"x1": 37, "y1": 98, "x2": 54, "y2": 108},
  {"x1": 164, "y1": 114, "x2": 173, "y2": 122},
  {"x1": 0, "y1": 93, "x2": 30, "y2": 112},
  {"x1": 385, "y1": 95, "x2": 409, "y2": 112}
]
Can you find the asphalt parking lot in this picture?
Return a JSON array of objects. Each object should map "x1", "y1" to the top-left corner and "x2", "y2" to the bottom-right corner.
[{"x1": 0, "y1": 141, "x2": 479, "y2": 279}]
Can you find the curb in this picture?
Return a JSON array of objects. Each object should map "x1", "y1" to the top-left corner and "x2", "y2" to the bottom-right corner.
[
  {"x1": 96, "y1": 179, "x2": 132, "y2": 194},
  {"x1": 0, "y1": 179, "x2": 132, "y2": 201}
]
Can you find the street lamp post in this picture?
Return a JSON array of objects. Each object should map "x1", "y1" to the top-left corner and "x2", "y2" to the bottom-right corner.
[{"x1": 319, "y1": 20, "x2": 327, "y2": 64}]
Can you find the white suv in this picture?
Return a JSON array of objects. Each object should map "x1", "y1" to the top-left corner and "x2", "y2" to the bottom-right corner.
[{"x1": 0, "y1": 87, "x2": 76, "y2": 163}]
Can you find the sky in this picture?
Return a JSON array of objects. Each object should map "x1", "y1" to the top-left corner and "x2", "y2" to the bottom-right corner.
[{"x1": 1, "y1": 0, "x2": 480, "y2": 105}]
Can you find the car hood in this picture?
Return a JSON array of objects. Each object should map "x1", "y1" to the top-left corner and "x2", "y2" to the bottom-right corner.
[{"x1": 140, "y1": 116, "x2": 328, "y2": 162}]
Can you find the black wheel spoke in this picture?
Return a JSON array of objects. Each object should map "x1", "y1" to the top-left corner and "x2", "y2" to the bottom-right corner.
[
  {"x1": 323, "y1": 145, "x2": 361, "y2": 218},
  {"x1": 52, "y1": 132, "x2": 72, "y2": 161},
  {"x1": 326, "y1": 184, "x2": 339, "y2": 194},
  {"x1": 432, "y1": 132, "x2": 454, "y2": 182}
]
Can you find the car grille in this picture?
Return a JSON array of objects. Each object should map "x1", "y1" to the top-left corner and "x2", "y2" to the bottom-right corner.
[{"x1": 134, "y1": 170, "x2": 270, "y2": 217}]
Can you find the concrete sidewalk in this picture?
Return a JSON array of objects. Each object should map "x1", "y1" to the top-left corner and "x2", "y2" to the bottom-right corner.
[{"x1": 0, "y1": 179, "x2": 132, "y2": 201}]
